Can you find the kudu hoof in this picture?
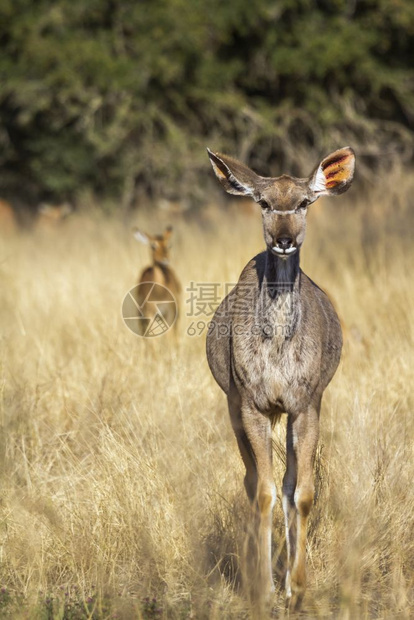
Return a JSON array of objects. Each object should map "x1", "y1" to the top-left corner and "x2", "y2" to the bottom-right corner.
[{"x1": 285, "y1": 587, "x2": 304, "y2": 614}]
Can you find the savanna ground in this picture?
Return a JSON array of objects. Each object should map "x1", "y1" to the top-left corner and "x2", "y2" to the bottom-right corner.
[{"x1": 0, "y1": 168, "x2": 413, "y2": 619}]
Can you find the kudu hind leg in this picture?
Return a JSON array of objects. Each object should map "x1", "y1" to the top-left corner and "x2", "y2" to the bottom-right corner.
[{"x1": 229, "y1": 396, "x2": 276, "y2": 605}]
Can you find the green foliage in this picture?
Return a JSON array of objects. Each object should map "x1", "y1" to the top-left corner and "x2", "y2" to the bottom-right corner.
[{"x1": 0, "y1": 0, "x2": 413, "y2": 207}]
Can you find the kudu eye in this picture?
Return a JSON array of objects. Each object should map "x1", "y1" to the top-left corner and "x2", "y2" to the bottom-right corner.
[
  {"x1": 296, "y1": 199, "x2": 308, "y2": 212},
  {"x1": 259, "y1": 199, "x2": 271, "y2": 211}
]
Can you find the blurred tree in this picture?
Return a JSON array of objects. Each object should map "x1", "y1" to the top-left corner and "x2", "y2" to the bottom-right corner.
[{"x1": 0, "y1": 0, "x2": 413, "y2": 209}]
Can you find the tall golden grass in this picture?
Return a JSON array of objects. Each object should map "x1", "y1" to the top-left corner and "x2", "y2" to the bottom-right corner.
[{"x1": 0, "y1": 168, "x2": 413, "y2": 618}]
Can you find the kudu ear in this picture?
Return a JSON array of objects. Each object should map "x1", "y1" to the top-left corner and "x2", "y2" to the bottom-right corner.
[
  {"x1": 207, "y1": 148, "x2": 261, "y2": 198},
  {"x1": 309, "y1": 147, "x2": 355, "y2": 196},
  {"x1": 133, "y1": 228, "x2": 150, "y2": 245},
  {"x1": 164, "y1": 225, "x2": 173, "y2": 240}
]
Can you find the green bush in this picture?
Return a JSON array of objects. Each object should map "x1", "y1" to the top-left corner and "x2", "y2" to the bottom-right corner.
[{"x1": 0, "y1": 0, "x2": 413, "y2": 207}]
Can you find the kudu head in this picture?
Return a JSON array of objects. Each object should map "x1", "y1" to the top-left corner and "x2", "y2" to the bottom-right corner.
[
  {"x1": 134, "y1": 226, "x2": 173, "y2": 266},
  {"x1": 207, "y1": 147, "x2": 355, "y2": 258}
]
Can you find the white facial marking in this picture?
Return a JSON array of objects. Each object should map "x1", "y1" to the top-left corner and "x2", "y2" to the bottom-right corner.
[
  {"x1": 270, "y1": 208, "x2": 297, "y2": 215},
  {"x1": 272, "y1": 246, "x2": 297, "y2": 255}
]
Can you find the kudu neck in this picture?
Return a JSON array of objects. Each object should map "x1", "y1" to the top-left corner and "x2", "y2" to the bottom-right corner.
[
  {"x1": 258, "y1": 249, "x2": 301, "y2": 341},
  {"x1": 264, "y1": 249, "x2": 300, "y2": 290}
]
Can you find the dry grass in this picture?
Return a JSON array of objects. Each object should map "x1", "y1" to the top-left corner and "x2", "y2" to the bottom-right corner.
[{"x1": 0, "y1": 169, "x2": 413, "y2": 619}]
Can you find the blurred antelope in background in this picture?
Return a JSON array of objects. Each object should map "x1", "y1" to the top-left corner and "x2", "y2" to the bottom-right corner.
[
  {"x1": 133, "y1": 226, "x2": 181, "y2": 337},
  {"x1": 206, "y1": 146, "x2": 355, "y2": 610},
  {"x1": 36, "y1": 203, "x2": 72, "y2": 231},
  {"x1": 0, "y1": 200, "x2": 18, "y2": 235}
]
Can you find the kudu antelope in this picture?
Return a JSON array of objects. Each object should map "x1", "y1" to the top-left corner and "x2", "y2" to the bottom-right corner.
[
  {"x1": 206, "y1": 146, "x2": 355, "y2": 608},
  {"x1": 0, "y1": 200, "x2": 18, "y2": 235},
  {"x1": 36, "y1": 203, "x2": 73, "y2": 231},
  {"x1": 133, "y1": 226, "x2": 181, "y2": 336}
]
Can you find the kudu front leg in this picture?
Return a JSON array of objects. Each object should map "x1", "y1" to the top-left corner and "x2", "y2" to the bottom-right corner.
[
  {"x1": 283, "y1": 407, "x2": 319, "y2": 610},
  {"x1": 282, "y1": 416, "x2": 297, "y2": 601},
  {"x1": 230, "y1": 398, "x2": 276, "y2": 607}
]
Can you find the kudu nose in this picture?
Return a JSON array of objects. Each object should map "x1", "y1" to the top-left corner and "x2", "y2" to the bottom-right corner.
[{"x1": 276, "y1": 236, "x2": 293, "y2": 249}]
